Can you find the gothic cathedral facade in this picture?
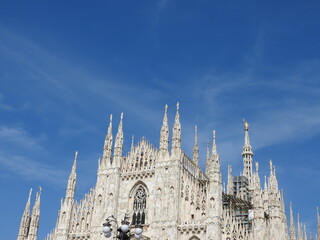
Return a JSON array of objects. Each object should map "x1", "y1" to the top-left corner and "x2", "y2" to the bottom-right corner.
[{"x1": 17, "y1": 104, "x2": 320, "y2": 240}]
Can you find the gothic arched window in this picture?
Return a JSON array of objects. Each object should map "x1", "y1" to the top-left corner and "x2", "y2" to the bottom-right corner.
[{"x1": 132, "y1": 187, "x2": 147, "y2": 225}]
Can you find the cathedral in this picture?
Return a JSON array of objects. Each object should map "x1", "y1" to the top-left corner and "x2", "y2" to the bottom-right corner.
[{"x1": 17, "y1": 103, "x2": 320, "y2": 240}]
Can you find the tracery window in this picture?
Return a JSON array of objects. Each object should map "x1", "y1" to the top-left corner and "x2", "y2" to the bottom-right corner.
[{"x1": 132, "y1": 187, "x2": 146, "y2": 225}]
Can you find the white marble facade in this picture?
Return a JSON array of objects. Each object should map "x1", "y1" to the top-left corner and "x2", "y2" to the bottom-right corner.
[{"x1": 17, "y1": 104, "x2": 319, "y2": 240}]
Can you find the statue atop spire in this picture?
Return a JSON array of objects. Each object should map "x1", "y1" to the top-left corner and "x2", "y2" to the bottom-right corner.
[
  {"x1": 171, "y1": 102, "x2": 181, "y2": 157},
  {"x1": 244, "y1": 120, "x2": 249, "y2": 131},
  {"x1": 192, "y1": 125, "x2": 199, "y2": 165},
  {"x1": 159, "y1": 104, "x2": 169, "y2": 154}
]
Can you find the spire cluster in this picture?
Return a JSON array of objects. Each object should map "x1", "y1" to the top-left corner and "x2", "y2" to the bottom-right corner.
[
  {"x1": 17, "y1": 187, "x2": 42, "y2": 240},
  {"x1": 17, "y1": 103, "x2": 320, "y2": 240}
]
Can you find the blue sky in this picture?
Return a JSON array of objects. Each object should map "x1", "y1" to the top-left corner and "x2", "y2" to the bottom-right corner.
[{"x1": 0, "y1": 0, "x2": 320, "y2": 239}]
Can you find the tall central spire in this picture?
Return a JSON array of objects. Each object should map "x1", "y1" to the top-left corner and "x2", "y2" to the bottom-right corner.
[
  {"x1": 171, "y1": 102, "x2": 181, "y2": 157},
  {"x1": 242, "y1": 120, "x2": 253, "y2": 187},
  {"x1": 159, "y1": 104, "x2": 169, "y2": 153},
  {"x1": 192, "y1": 125, "x2": 199, "y2": 165}
]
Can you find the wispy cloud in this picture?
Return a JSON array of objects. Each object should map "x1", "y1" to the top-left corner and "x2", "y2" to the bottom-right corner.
[
  {"x1": 0, "y1": 26, "x2": 167, "y2": 129},
  {"x1": 1, "y1": 24, "x2": 320, "y2": 183},
  {"x1": 184, "y1": 54, "x2": 320, "y2": 167},
  {"x1": 0, "y1": 26, "x2": 170, "y2": 185},
  {"x1": 0, "y1": 125, "x2": 45, "y2": 151},
  {"x1": 0, "y1": 93, "x2": 29, "y2": 111},
  {"x1": 0, "y1": 124, "x2": 67, "y2": 184},
  {"x1": 0, "y1": 151, "x2": 67, "y2": 184}
]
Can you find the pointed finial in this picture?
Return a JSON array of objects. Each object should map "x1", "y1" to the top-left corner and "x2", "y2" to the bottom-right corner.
[
  {"x1": 255, "y1": 162, "x2": 259, "y2": 173},
  {"x1": 39, "y1": 186, "x2": 42, "y2": 194},
  {"x1": 194, "y1": 125, "x2": 198, "y2": 144},
  {"x1": 212, "y1": 130, "x2": 217, "y2": 155},
  {"x1": 206, "y1": 140, "x2": 210, "y2": 161},
  {"x1": 131, "y1": 135, "x2": 134, "y2": 150},
  {"x1": 264, "y1": 175, "x2": 268, "y2": 190},
  {"x1": 159, "y1": 104, "x2": 169, "y2": 152},
  {"x1": 72, "y1": 151, "x2": 77, "y2": 172},
  {"x1": 317, "y1": 206, "x2": 319, "y2": 220},
  {"x1": 114, "y1": 112, "x2": 124, "y2": 161},
  {"x1": 28, "y1": 188, "x2": 33, "y2": 200},
  {"x1": 269, "y1": 159, "x2": 273, "y2": 174},
  {"x1": 107, "y1": 114, "x2": 113, "y2": 134},
  {"x1": 171, "y1": 101, "x2": 181, "y2": 155}
]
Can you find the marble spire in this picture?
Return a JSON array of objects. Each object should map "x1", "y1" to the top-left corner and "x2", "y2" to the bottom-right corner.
[
  {"x1": 242, "y1": 120, "x2": 253, "y2": 187},
  {"x1": 113, "y1": 113, "x2": 124, "y2": 165},
  {"x1": 102, "y1": 114, "x2": 113, "y2": 167},
  {"x1": 171, "y1": 102, "x2": 181, "y2": 157},
  {"x1": 159, "y1": 104, "x2": 169, "y2": 153},
  {"x1": 192, "y1": 125, "x2": 199, "y2": 165}
]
